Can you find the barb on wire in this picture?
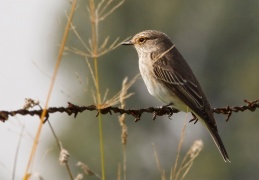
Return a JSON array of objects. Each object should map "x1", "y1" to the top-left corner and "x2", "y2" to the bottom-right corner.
[
  {"x1": 213, "y1": 99, "x2": 259, "y2": 121},
  {"x1": 0, "y1": 99, "x2": 258, "y2": 123}
]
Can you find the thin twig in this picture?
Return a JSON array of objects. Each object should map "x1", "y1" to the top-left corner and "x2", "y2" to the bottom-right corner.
[{"x1": 12, "y1": 123, "x2": 25, "y2": 180}]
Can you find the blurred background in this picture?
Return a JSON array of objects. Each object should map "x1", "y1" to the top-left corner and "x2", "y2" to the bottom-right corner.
[{"x1": 0, "y1": 0, "x2": 259, "y2": 179}]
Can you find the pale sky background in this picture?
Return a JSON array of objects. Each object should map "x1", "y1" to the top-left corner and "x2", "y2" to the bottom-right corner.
[{"x1": 0, "y1": 1, "x2": 69, "y2": 179}]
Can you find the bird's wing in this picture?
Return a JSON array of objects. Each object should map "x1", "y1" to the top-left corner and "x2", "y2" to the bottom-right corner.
[
  {"x1": 152, "y1": 48, "x2": 215, "y2": 128},
  {"x1": 152, "y1": 47, "x2": 230, "y2": 162}
]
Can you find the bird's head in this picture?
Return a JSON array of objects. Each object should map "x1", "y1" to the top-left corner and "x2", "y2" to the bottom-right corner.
[{"x1": 121, "y1": 30, "x2": 174, "y2": 55}]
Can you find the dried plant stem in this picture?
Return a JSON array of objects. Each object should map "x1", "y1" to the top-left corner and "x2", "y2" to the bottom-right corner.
[
  {"x1": 12, "y1": 123, "x2": 25, "y2": 180},
  {"x1": 152, "y1": 107, "x2": 202, "y2": 180},
  {"x1": 122, "y1": 145, "x2": 126, "y2": 180},
  {"x1": 47, "y1": 120, "x2": 73, "y2": 179},
  {"x1": 152, "y1": 143, "x2": 166, "y2": 180},
  {"x1": 117, "y1": 163, "x2": 121, "y2": 180},
  {"x1": 119, "y1": 78, "x2": 130, "y2": 180},
  {"x1": 171, "y1": 109, "x2": 188, "y2": 180},
  {"x1": 89, "y1": 0, "x2": 106, "y2": 179},
  {"x1": 22, "y1": 0, "x2": 77, "y2": 179}
]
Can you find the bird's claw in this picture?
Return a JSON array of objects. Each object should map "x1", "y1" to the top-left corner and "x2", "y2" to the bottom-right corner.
[{"x1": 189, "y1": 112, "x2": 198, "y2": 124}]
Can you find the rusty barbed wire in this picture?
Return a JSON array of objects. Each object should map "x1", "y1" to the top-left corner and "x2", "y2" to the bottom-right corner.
[
  {"x1": 0, "y1": 99, "x2": 258, "y2": 123},
  {"x1": 213, "y1": 99, "x2": 259, "y2": 121}
]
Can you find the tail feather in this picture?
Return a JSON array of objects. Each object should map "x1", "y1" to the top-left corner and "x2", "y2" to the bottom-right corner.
[
  {"x1": 194, "y1": 112, "x2": 230, "y2": 162},
  {"x1": 207, "y1": 126, "x2": 230, "y2": 162}
]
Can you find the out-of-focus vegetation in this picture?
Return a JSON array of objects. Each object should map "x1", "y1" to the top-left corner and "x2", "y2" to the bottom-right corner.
[
  {"x1": 57, "y1": 0, "x2": 259, "y2": 179},
  {"x1": 1, "y1": 0, "x2": 259, "y2": 179}
]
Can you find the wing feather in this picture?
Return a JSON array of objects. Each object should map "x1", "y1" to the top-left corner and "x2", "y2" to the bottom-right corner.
[{"x1": 152, "y1": 49, "x2": 210, "y2": 121}]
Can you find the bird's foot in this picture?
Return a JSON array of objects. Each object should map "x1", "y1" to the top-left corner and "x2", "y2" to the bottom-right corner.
[
  {"x1": 189, "y1": 112, "x2": 198, "y2": 124},
  {"x1": 152, "y1": 103, "x2": 174, "y2": 120}
]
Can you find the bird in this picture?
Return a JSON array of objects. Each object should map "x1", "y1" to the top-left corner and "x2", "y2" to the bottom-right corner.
[{"x1": 121, "y1": 30, "x2": 230, "y2": 162}]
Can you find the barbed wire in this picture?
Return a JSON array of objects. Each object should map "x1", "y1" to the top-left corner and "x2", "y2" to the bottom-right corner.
[{"x1": 0, "y1": 99, "x2": 258, "y2": 123}]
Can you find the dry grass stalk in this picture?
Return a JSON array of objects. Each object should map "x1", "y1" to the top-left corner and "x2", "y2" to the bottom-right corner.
[
  {"x1": 77, "y1": 2, "x2": 127, "y2": 177},
  {"x1": 152, "y1": 108, "x2": 203, "y2": 180},
  {"x1": 171, "y1": 120, "x2": 187, "y2": 179},
  {"x1": 23, "y1": 0, "x2": 77, "y2": 179},
  {"x1": 74, "y1": 173, "x2": 83, "y2": 180},
  {"x1": 59, "y1": 148, "x2": 70, "y2": 165},
  {"x1": 76, "y1": 161, "x2": 101, "y2": 179},
  {"x1": 96, "y1": 0, "x2": 125, "y2": 21},
  {"x1": 152, "y1": 143, "x2": 166, "y2": 180},
  {"x1": 117, "y1": 75, "x2": 140, "y2": 180},
  {"x1": 171, "y1": 109, "x2": 203, "y2": 180},
  {"x1": 173, "y1": 140, "x2": 203, "y2": 180},
  {"x1": 117, "y1": 163, "x2": 121, "y2": 180},
  {"x1": 65, "y1": 36, "x2": 129, "y2": 58},
  {"x1": 85, "y1": 60, "x2": 139, "y2": 109},
  {"x1": 100, "y1": 74, "x2": 140, "y2": 109},
  {"x1": 12, "y1": 124, "x2": 25, "y2": 180}
]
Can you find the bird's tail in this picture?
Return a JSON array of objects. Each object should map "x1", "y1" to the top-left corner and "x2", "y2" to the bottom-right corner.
[{"x1": 206, "y1": 125, "x2": 231, "y2": 162}]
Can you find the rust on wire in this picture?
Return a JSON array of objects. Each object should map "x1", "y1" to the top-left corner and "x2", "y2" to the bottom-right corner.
[
  {"x1": 0, "y1": 99, "x2": 258, "y2": 123},
  {"x1": 213, "y1": 99, "x2": 259, "y2": 121}
]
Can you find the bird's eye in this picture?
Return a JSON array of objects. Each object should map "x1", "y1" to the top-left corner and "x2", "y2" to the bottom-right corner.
[{"x1": 138, "y1": 37, "x2": 146, "y2": 44}]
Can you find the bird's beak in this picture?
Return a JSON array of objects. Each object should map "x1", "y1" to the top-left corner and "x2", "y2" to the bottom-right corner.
[{"x1": 121, "y1": 40, "x2": 134, "y2": 45}]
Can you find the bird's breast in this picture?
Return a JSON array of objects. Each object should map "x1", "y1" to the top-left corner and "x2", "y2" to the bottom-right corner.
[{"x1": 138, "y1": 57, "x2": 187, "y2": 111}]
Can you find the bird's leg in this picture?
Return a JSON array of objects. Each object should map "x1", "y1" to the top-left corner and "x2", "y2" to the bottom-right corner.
[{"x1": 189, "y1": 112, "x2": 198, "y2": 124}]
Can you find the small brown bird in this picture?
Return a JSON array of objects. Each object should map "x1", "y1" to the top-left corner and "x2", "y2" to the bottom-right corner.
[{"x1": 121, "y1": 30, "x2": 230, "y2": 162}]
